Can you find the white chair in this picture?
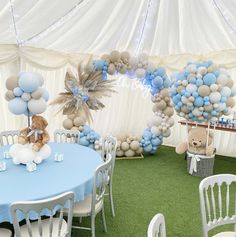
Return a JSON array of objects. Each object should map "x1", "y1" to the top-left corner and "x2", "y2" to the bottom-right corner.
[
  {"x1": 148, "y1": 213, "x2": 166, "y2": 237},
  {"x1": 199, "y1": 174, "x2": 236, "y2": 237},
  {"x1": 0, "y1": 228, "x2": 12, "y2": 237},
  {"x1": 101, "y1": 136, "x2": 117, "y2": 217},
  {"x1": 70, "y1": 154, "x2": 112, "y2": 237},
  {"x1": 54, "y1": 129, "x2": 80, "y2": 144},
  {"x1": 0, "y1": 130, "x2": 20, "y2": 146},
  {"x1": 10, "y1": 192, "x2": 74, "y2": 237}
]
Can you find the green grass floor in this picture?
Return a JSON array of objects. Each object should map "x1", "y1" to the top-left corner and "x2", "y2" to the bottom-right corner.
[{"x1": 73, "y1": 146, "x2": 236, "y2": 237}]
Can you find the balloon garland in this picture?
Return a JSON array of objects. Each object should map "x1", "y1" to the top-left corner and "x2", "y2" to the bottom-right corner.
[
  {"x1": 56, "y1": 50, "x2": 174, "y2": 155},
  {"x1": 171, "y1": 61, "x2": 236, "y2": 122}
]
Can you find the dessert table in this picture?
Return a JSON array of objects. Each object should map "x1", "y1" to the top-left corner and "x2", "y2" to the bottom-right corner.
[{"x1": 0, "y1": 143, "x2": 102, "y2": 223}]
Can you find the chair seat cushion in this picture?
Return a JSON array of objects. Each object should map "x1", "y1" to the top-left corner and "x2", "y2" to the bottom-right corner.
[
  {"x1": 213, "y1": 231, "x2": 236, "y2": 237},
  {"x1": 0, "y1": 228, "x2": 12, "y2": 237},
  {"x1": 17, "y1": 218, "x2": 68, "y2": 237},
  {"x1": 72, "y1": 194, "x2": 103, "y2": 217}
]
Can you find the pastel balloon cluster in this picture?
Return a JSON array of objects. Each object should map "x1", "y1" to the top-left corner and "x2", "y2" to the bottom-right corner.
[
  {"x1": 5, "y1": 72, "x2": 49, "y2": 116},
  {"x1": 143, "y1": 67, "x2": 171, "y2": 96},
  {"x1": 115, "y1": 134, "x2": 143, "y2": 157},
  {"x1": 79, "y1": 125, "x2": 100, "y2": 149},
  {"x1": 140, "y1": 128, "x2": 163, "y2": 154},
  {"x1": 63, "y1": 113, "x2": 87, "y2": 131},
  {"x1": 171, "y1": 61, "x2": 236, "y2": 122}
]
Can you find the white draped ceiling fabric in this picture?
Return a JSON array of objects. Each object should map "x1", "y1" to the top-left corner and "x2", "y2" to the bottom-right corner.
[{"x1": 0, "y1": 0, "x2": 236, "y2": 157}]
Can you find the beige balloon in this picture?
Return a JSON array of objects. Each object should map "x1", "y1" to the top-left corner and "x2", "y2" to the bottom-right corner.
[
  {"x1": 130, "y1": 141, "x2": 140, "y2": 151},
  {"x1": 73, "y1": 116, "x2": 86, "y2": 126},
  {"x1": 226, "y1": 97, "x2": 235, "y2": 107},
  {"x1": 125, "y1": 149, "x2": 135, "y2": 157},
  {"x1": 6, "y1": 76, "x2": 18, "y2": 90},
  {"x1": 121, "y1": 141, "x2": 129, "y2": 151},
  {"x1": 110, "y1": 50, "x2": 121, "y2": 62},
  {"x1": 198, "y1": 85, "x2": 210, "y2": 97},
  {"x1": 63, "y1": 118, "x2": 73, "y2": 129},
  {"x1": 5, "y1": 90, "x2": 15, "y2": 101}
]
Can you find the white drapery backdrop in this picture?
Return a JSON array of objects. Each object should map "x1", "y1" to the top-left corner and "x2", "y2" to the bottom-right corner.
[{"x1": 0, "y1": 46, "x2": 236, "y2": 157}]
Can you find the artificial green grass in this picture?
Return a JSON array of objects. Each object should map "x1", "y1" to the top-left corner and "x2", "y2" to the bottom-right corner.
[{"x1": 73, "y1": 146, "x2": 236, "y2": 237}]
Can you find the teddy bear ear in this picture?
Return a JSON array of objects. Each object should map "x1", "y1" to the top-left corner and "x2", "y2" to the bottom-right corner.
[{"x1": 42, "y1": 117, "x2": 48, "y2": 127}]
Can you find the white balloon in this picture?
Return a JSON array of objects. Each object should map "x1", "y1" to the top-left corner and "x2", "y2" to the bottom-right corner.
[
  {"x1": 210, "y1": 84, "x2": 218, "y2": 92},
  {"x1": 217, "y1": 74, "x2": 229, "y2": 86},
  {"x1": 13, "y1": 148, "x2": 35, "y2": 164},
  {"x1": 186, "y1": 84, "x2": 197, "y2": 93},
  {"x1": 37, "y1": 144, "x2": 51, "y2": 159},
  {"x1": 9, "y1": 144, "x2": 24, "y2": 158},
  {"x1": 151, "y1": 126, "x2": 162, "y2": 136},
  {"x1": 28, "y1": 98, "x2": 47, "y2": 114},
  {"x1": 135, "y1": 68, "x2": 146, "y2": 78},
  {"x1": 209, "y1": 92, "x2": 221, "y2": 103},
  {"x1": 221, "y1": 87, "x2": 231, "y2": 97},
  {"x1": 231, "y1": 87, "x2": 236, "y2": 96}
]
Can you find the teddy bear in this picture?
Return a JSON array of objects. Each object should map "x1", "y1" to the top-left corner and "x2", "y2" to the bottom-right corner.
[
  {"x1": 175, "y1": 126, "x2": 214, "y2": 156},
  {"x1": 18, "y1": 115, "x2": 50, "y2": 152}
]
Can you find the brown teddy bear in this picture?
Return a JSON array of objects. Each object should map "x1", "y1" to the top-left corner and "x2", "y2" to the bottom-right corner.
[
  {"x1": 18, "y1": 115, "x2": 50, "y2": 152},
  {"x1": 176, "y1": 126, "x2": 214, "y2": 156}
]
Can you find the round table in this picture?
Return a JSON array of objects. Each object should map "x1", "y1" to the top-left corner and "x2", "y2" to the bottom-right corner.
[{"x1": 0, "y1": 143, "x2": 102, "y2": 223}]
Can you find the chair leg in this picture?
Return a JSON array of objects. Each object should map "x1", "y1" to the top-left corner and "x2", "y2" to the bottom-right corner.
[
  {"x1": 91, "y1": 215, "x2": 96, "y2": 237},
  {"x1": 101, "y1": 205, "x2": 107, "y2": 233},
  {"x1": 109, "y1": 182, "x2": 115, "y2": 217}
]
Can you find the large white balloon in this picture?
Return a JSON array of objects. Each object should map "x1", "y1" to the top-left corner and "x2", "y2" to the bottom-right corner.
[{"x1": 28, "y1": 98, "x2": 47, "y2": 114}]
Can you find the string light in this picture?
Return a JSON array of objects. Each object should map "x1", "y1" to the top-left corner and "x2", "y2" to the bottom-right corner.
[
  {"x1": 213, "y1": 0, "x2": 236, "y2": 34},
  {"x1": 20, "y1": 0, "x2": 86, "y2": 45},
  {"x1": 8, "y1": 0, "x2": 20, "y2": 45},
  {"x1": 135, "y1": 0, "x2": 157, "y2": 54}
]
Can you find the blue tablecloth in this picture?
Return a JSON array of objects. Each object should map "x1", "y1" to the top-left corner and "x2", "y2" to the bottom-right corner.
[{"x1": 0, "y1": 143, "x2": 102, "y2": 223}]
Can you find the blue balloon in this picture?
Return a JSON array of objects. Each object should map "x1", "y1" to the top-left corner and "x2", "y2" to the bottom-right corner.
[
  {"x1": 211, "y1": 110, "x2": 217, "y2": 116},
  {"x1": 83, "y1": 125, "x2": 91, "y2": 135},
  {"x1": 163, "y1": 78, "x2": 171, "y2": 88},
  {"x1": 189, "y1": 77, "x2": 196, "y2": 84},
  {"x1": 79, "y1": 137, "x2": 90, "y2": 146},
  {"x1": 196, "y1": 79, "x2": 203, "y2": 86},
  {"x1": 184, "y1": 92, "x2": 191, "y2": 97},
  {"x1": 13, "y1": 87, "x2": 23, "y2": 97},
  {"x1": 151, "y1": 137, "x2": 161, "y2": 146},
  {"x1": 152, "y1": 76, "x2": 163, "y2": 88},
  {"x1": 194, "y1": 97, "x2": 204, "y2": 107},
  {"x1": 155, "y1": 67, "x2": 166, "y2": 77},
  {"x1": 220, "y1": 96, "x2": 227, "y2": 102},
  {"x1": 203, "y1": 73, "x2": 216, "y2": 85},
  {"x1": 203, "y1": 112, "x2": 208, "y2": 117},
  {"x1": 144, "y1": 144, "x2": 153, "y2": 153},
  {"x1": 94, "y1": 60, "x2": 105, "y2": 70},
  {"x1": 192, "y1": 92, "x2": 199, "y2": 98},
  {"x1": 204, "y1": 96, "x2": 209, "y2": 101},
  {"x1": 143, "y1": 130, "x2": 152, "y2": 140},
  {"x1": 88, "y1": 144, "x2": 94, "y2": 149},
  {"x1": 8, "y1": 98, "x2": 27, "y2": 115},
  {"x1": 19, "y1": 72, "x2": 40, "y2": 93}
]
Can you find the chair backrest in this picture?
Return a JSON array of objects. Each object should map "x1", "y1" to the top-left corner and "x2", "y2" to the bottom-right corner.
[
  {"x1": 11, "y1": 192, "x2": 74, "y2": 237},
  {"x1": 199, "y1": 174, "x2": 236, "y2": 237},
  {"x1": 0, "y1": 130, "x2": 20, "y2": 146},
  {"x1": 91, "y1": 154, "x2": 112, "y2": 215},
  {"x1": 54, "y1": 129, "x2": 80, "y2": 144},
  {"x1": 148, "y1": 213, "x2": 166, "y2": 237},
  {"x1": 101, "y1": 136, "x2": 117, "y2": 162}
]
